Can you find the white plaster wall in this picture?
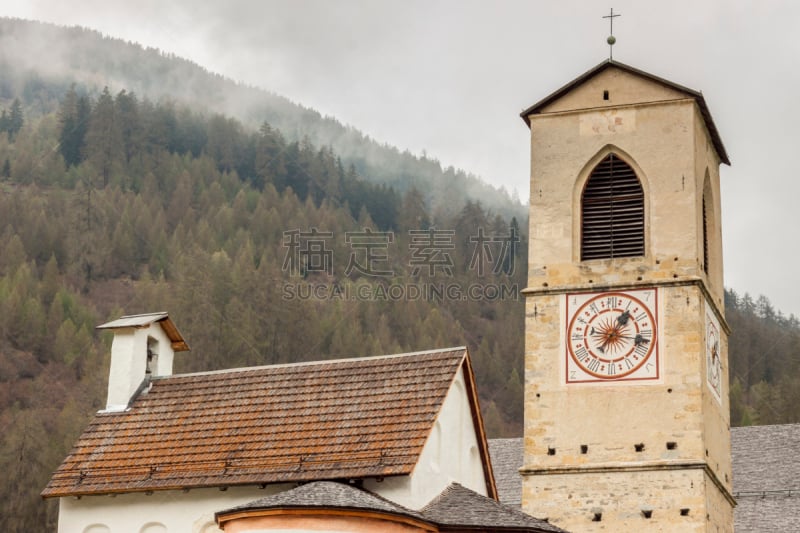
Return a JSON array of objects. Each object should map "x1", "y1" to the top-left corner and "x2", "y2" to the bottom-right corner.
[
  {"x1": 149, "y1": 325, "x2": 175, "y2": 377},
  {"x1": 105, "y1": 328, "x2": 143, "y2": 411},
  {"x1": 105, "y1": 324, "x2": 175, "y2": 411},
  {"x1": 58, "y1": 484, "x2": 291, "y2": 533},
  {"x1": 363, "y1": 366, "x2": 487, "y2": 509}
]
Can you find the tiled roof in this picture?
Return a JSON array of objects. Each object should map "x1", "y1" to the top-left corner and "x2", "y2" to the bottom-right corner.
[
  {"x1": 42, "y1": 348, "x2": 471, "y2": 497},
  {"x1": 489, "y1": 438, "x2": 523, "y2": 508},
  {"x1": 732, "y1": 424, "x2": 800, "y2": 532},
  {"x1": 216, "y1": 480, "x2": 426, "y2": 521},
  {"x1": 421, "y1": 483, "x2": 567, "y2": 532}
]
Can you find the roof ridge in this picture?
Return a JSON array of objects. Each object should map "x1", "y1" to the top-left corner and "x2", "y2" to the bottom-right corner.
[{"x1": 157, "y1": 346, "x2": 467, "y2": 379}]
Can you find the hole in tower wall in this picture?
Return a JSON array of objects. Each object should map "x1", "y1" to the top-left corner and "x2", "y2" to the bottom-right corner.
[
  {"x1": 680, "y1": 508, "x2": 690, "y2": 516},
  {"x1": 547, "y1": 447, "x2": 556, "y2": 456},
  {"x1": 592, "y1": 512, "x2": 602, "y2": 522},
  {"x1": 603, "y1": 90, "x2": 609, "y2": 100},
  {"x1": 666, "y1": 442, "x2": 677, "y2": 450},
  {"x1": 580, "y1": 445, "x2": 588, "y2": 454},
  {"x1": 635, "y1": 443, "x2": 645, "y2": 452},
  {"x1": 642, "y1": 510, "x2": 653, "y2": 519}
]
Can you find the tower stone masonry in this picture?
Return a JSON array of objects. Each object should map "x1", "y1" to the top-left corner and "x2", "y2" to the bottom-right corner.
[{"x1": 520, "y1": 60, "x2": 735, "y2": 532}]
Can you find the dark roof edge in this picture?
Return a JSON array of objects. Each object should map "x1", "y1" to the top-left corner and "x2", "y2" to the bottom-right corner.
[
  {"x1": 461, "y1": 349, "x2": 499, "y2": 500},
  {"x1": 40, "y1": 470, "x2": 412, "y2": 499},
  {"x1": 519, "y1": 59, "x2": 730, "y2": 166}
]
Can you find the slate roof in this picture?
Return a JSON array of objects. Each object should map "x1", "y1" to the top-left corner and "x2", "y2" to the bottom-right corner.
[
  {"x1": 489, "y1": 425, "x2": 800, "y2": 533},
  {"x1": 217, "y1": 481, "x2": 566, "y2": 533},
  {"x1": 732, "y1": 424, "x2": 800, "y2": 532},
  {"x1": 216, "y1": 480, "x2": 426, "y2": 521},
  {"x1": 422, "y1": 483, "x2": 566, "y2": 532},
  {"x1": 43, "y1": 347, "x2": 493, "y2": 497},
  {"x1": 519, "y1": 59, "x2": 730, "y2": 166},
  {"x1": 489, "y1": 438, "x2": 523, "y2": 508}
]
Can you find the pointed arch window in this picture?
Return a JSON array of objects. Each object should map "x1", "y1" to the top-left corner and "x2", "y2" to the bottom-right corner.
[
  {"x1": 702, "y1": 195, "x2": 709, "y2": 274},
  {"x1": 581, "y1": 154, "x2": 644, "y2": 260},
  {"x1": 702, "y1": 171, "x2": 713, "y2": 275}
]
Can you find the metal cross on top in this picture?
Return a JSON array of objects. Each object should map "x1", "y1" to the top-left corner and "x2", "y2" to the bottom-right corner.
[{"x1": 603, "y1": 8, "x2": 621, "y2": 60}]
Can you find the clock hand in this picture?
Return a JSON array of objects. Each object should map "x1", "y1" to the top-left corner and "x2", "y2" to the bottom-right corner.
[
  {"x1": 616, "y1": 310, "x2": 631, "y2": 326},
  {"x1": 615, "y1": 333, "x2": 650, "y2": 344}
]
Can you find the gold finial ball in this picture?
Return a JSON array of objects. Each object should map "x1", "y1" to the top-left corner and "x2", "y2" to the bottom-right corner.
[{"x1": 607, "y1": 35, "x2": 616, "y2": 45}]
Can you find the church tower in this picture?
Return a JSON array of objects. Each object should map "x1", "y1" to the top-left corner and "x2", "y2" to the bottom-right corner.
[{"x1": 520, "y1": 60, "x2": 735, "y2": 532}]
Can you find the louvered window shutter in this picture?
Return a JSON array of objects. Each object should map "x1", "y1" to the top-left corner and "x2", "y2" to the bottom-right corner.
[{"x1": 581, "y1": 154, "x2": 644, "y2": 260}]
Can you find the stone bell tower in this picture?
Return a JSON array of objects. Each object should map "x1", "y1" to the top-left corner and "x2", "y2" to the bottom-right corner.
[{"x1": 520, "y1": 60, "x2": 735, "y2": 532}]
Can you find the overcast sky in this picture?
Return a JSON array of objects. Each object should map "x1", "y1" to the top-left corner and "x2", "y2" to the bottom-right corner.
[{"x1": 2, "y1": 0, "x2": 799, "y2": 319}]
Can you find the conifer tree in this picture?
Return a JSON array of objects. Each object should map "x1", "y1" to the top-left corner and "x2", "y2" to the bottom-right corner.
[
  {"x1": 84, "y1": 87, "x2": 122, "y2": 187},
  {"x1": 58, "y1": 86, "x2": 91, "y2": 168},
  {"x1": 115, "y1": 90, "x2": 141, "y2": 164},
  {"x1": 7, "y1": 98, "x2": 23, "y2": 140}
]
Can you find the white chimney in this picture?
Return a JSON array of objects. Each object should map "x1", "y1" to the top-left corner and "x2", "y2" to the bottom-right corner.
[{"x1": 96, "y1": 312, "x2": 189, "y2": 412}]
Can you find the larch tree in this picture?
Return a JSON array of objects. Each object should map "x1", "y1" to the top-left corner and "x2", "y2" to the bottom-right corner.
[{"x1": 84, "y1": 87, "x2": 123, "y2": 187}]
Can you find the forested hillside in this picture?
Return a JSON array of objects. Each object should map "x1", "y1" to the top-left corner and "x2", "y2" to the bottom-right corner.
[
  {"x1": 726, "y1": 290, "x2": 800, "y2": 426},
  {"x1": 0, "y1": 78, "x2": 527, "y2": 531}
]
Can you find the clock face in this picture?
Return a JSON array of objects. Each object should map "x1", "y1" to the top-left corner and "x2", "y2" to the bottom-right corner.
[
  {"x1": 706, "y1": 307, "x2": 722, "y2": 403},
  {"x1": 566, "y1": 289, "x2": 659, "y2": 383}
]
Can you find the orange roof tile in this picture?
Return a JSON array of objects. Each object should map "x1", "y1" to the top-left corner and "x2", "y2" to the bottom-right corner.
[{"x1": 42, "y1": 348, "x2": 476, "y2": 497}]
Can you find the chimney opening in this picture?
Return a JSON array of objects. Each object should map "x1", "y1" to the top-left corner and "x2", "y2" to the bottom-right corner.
[{"x1": 146, "y1": 336, "x2": 159, "y2": 376}]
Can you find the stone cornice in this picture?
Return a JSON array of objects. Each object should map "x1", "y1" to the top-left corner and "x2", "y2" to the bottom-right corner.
[
  {"x1": 520, "y1": 459, "x2": 736, "y2": 507},
  {"x1": 522, "y1": 278, "x2": 731, "y2": 335}
]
